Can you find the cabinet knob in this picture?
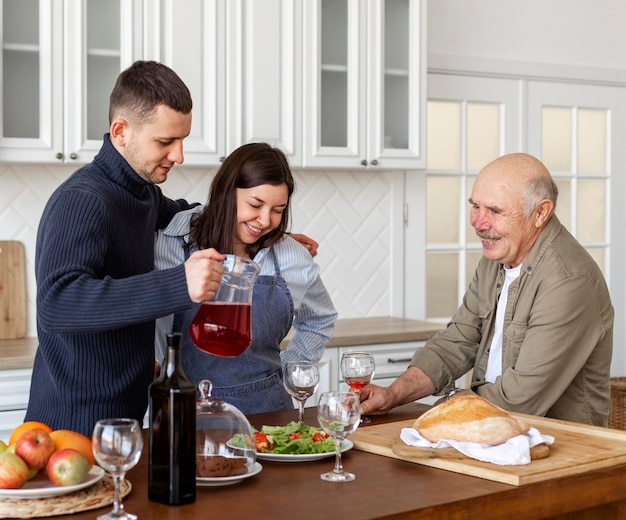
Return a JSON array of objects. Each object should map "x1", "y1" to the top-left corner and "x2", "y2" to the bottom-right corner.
[
  {"x1": 69, "y1": 153, "x2": 78, "y2": 160},
  {"x1": 55, "y1": 153, "x2": 63, "y2": 160},
  {"x1": 360, "y1": 159, "x2": 368, "y2": 166},
  {"x1": 371, "y1": 159, "x2": 378, "y2": 166}
]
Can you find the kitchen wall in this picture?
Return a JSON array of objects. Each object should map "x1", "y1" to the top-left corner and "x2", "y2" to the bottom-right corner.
[
  {"x1": 0, "y1": 163, "x2": 395, "y2": 338},
  {"x1": 428, "y1": 0, "x2": 626, "y2": 76}
]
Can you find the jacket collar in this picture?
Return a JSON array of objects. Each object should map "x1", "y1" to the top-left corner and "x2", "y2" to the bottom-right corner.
[{"x1": 517, "y1": 214, "x2": 562, "y2": 276}]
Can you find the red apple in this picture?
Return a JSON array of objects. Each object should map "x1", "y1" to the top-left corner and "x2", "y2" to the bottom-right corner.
[
  {"x1": 14, "y1": 428, "x2": 55, "y2": 470},
  {"x1": 0, "y1": 452, "x2": 30, "y2": 489},
  {"x1": 46, "y1": 448, "x2": 89, "y2": 487}
]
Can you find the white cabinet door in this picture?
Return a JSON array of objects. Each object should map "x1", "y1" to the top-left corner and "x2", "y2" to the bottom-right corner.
[
  {"x1": 143, "y1": 0, "x2": 225, "y2": 166},
  {"x1": 302, "y1": 0, "x2": 426, "y2": 170},
  {"x1": 0, "y1": 0, "x2": 141, "y2": 164},
  {"x1": 144, "y1": 0, "x2": 301, "y2": 167},
  {"x1": 0, "y1": 368, "x2": 32, "y2": 443},
  {"x1": 226, "y1": 0, "x2": 302, "y2": 165}
]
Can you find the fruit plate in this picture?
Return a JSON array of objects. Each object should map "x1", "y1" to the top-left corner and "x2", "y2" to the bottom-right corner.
[
  {"x1": 0, "y1": 466, "x2": 104, "y2": 499},
  {"x1": 255, "y1": 440, "x2": 353, "y2": 462},
  {"x1": 196, "y1": 462, "x2": 262, "y2": 487}
]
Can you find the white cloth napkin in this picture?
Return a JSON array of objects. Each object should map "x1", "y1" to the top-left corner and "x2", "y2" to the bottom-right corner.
[{"x1": 400, "y1": 426, "x2": 555, "y2": 466}]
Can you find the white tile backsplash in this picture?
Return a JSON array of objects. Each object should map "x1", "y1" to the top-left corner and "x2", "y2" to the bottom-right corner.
[{"x1": 0, "y1": 163, "x2": 395, "y2": 338}]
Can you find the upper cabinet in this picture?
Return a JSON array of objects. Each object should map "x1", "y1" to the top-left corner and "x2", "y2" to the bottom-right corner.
[
  {"x1": 302, "y1": 0, "x2": 426, "y2": 169},
  {"x1": 0, "y1": 0, "x2": 142, "y2": 164},
  {"x1": 144, "y1": 0, "x2": 301, "y2": 167},
  {"x1": 0, "y1": 0, "x2": 426, "y2": 170},
  {"x1": 143, "y1": 0, "x2": 225, "y2": 166},
  {"x1": 225, "y1": 0, "x2": 302, "y2": 166}
]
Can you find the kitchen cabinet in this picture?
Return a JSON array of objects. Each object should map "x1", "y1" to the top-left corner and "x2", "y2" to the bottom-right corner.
[
  {"x1": 302, "y1": 0, "x2": 426, "y2": 169},
  {"x1": 0, "y1": 368, "x2": 32, "y2": 442},
  {"x1": 144, "y1": 0, "x2": 301, "y2": 166},
  {"x1": 0, "y1": 0, "x2": 142, "y2": 164}
]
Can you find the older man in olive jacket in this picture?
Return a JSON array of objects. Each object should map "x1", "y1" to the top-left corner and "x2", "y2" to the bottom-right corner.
[{"x1": 360, "y1": 153, "x2": 613, "y2": 426}]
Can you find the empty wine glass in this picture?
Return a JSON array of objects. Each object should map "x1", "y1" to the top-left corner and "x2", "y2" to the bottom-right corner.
[
  {"x1": 92, "y1": 418, "x2": 143, "y2": 520},
  {"x1": 340, "y1": 351, "x2": 375, "y2": 423},
  {"x1": 283, "y1": 362, "x2": 320, "y2": 423},
  {"x1": 317, "y1": 391, "x2": 361, "y2": 482}
]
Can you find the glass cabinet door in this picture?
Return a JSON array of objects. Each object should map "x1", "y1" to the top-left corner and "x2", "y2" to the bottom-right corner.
[
  {"x1": 303, "y1": 0, "x2": 365, "y2": 168},
  {"x1": 64, "y1": 0, "x2": 139, "y2": 163},
  {"x1": 303, "y1": 0, "x2": 425, "y2": 169},
  {"x1": 2, "y1": 0, "x2": 40, "y2": 139},
  {"x1": 0, "y1": 0, "x2": 139, "y2": 164},
  {"x1": 0, "y1": 0, "x2": 62, "y2": 162},
  {"x1": 371, "y1": 0, "x2": 425, "y2": 169}
]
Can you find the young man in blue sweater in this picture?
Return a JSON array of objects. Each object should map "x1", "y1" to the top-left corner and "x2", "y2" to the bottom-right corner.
[{"x1": 24, "y1": 61, "x2": 225, "y2": 435}]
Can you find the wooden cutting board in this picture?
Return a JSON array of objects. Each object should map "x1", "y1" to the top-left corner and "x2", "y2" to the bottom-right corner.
[
  {"x1": 350, "y1": 413, "x2": 626, "y2": 486},
  {"x1": 0, "y1": 241, "x2": 26, "y2": 339}
]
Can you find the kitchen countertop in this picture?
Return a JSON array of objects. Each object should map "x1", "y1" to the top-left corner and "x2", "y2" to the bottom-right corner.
[{"x1": 0, "y1": 317, "x2": 445, "y2": 371}]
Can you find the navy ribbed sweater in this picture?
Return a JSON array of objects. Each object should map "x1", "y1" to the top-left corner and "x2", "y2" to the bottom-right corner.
[{"x1": 25, "y1": 136, "x2": 193, "y2": 435}]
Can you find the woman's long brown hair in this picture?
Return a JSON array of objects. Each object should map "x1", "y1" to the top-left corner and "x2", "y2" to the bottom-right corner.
[{"x1": 188, "y1": 142, "x2": 294, "y2": 256}]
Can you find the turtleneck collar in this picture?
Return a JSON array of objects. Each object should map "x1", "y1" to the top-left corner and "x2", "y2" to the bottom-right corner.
[{"x1": 93, "y1": 134, "x2": 154, "y2": 198}]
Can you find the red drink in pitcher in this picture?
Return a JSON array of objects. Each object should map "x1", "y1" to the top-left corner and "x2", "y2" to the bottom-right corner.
[{"x1": 189, "y1": 302, "x2": 252, "y2": 357}]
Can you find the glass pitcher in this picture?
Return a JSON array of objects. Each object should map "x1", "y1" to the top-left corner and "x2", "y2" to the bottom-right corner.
[{"x1": 189, "y1": 255, "x2": 260, "y2": 357}]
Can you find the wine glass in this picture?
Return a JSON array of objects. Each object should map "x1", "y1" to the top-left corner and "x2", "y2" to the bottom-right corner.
[
  {"x1": 340, "y1": 351, "x2": 375, "y2": 423},
  {"x1": 92, "y1": 418, "x2": 143, "y2": 520},
  {"x1": 317, "y1": 391, "x2": 361, "y2": 482},
  {"x1": 283, "y1": 362, "x2": 320, "y2": 423}
]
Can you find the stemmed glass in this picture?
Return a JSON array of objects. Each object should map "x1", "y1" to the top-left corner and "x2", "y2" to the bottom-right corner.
[
  {"x1": 92, "y1": 418, "x2": 143, "y2": 520},
  {"x1": 283, "y1": 362, "x2": 320, "y2": 423},
  {"x1": 317, "y1": 391, "x2": 361, "y2": 482},
  {"x1": 340, "y1": 351, "x2": 375, "y2": 423}
]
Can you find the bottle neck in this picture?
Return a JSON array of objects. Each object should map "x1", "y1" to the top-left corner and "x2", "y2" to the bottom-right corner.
[{"x1": 164, "y1": 346, "x2": 182, "y2": 377}]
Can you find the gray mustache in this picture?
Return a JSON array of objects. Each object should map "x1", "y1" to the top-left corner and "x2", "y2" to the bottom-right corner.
[{"x1": 476, "y1": 232, "x2": 501, "y2": 240}]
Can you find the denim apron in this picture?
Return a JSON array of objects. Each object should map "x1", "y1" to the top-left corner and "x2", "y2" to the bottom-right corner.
[{"x1": 174, "y1": 247, "x2": 295, "y2": 414}]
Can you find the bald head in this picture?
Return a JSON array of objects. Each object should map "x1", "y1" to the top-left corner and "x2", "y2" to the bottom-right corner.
[{"x1": 479, "y1": 153, "x2": 558, "y2": 217}]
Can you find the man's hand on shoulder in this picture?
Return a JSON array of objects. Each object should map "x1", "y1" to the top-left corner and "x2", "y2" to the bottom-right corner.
[{"x1": 289, "y1": 233, "x2": 318, "y2": 257}]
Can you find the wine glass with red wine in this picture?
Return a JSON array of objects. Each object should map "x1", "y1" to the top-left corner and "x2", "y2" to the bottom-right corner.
[{"x1": 340, "y1": 351, "x2": 375, "y2": 423}]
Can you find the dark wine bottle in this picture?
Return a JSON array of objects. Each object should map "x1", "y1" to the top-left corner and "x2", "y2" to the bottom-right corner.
[{"x1": 148, "y1": 332, "x2": 196, "y2": 505}]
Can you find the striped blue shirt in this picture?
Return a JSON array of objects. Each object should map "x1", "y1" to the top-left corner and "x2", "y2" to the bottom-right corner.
[{"x1": 154, "y1": 206, "x2": 337, "y2": 365}]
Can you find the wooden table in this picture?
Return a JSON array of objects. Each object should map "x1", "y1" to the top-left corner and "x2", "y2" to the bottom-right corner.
[{"x1": 64, "y1": 403, "x2": 626, "y2": 520}]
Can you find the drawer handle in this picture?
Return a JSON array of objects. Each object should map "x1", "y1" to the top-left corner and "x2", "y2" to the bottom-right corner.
[{"x1": 387, "y1": 358, "x2": 412, "y2": 364}]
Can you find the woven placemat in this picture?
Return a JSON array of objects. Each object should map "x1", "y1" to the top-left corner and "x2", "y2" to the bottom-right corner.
[{"x1": 0, "y1": 474, "x2": 132, "y2": 519}]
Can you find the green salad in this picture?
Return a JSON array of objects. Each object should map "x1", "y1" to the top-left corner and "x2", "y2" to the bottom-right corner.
[{"x1": 231, "y1": 421, "x2": 335, "y2": 455}]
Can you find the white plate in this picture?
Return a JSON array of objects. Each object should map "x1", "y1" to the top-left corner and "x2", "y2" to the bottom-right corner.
[
  {"x1": 255, "y1": 439, "x2": 353, "y2": 462},
  {"x1": 0, "y1": 466, "x2": 105, "y2": 499},
  {"x1": 196, "y1": 462, "x2": 262, "y2": 487}
]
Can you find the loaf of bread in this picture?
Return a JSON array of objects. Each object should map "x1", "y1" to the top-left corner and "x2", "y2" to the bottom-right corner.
[{"x1": 414, "y1": 395, "x2": 530, "y2": 445}]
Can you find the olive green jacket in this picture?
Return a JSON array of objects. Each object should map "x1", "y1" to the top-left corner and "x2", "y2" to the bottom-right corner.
[{"x1": 412, "y1": 215, "x2": 613, "y2": 426}]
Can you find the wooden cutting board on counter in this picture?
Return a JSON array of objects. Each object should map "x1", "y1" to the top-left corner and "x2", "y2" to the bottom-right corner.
[
  {"x1": 351, "y1": 413, "x2": 626, "y2": 486},
  {"x1": 0, "y1": 241, "x2": 26, "y2": 339}
]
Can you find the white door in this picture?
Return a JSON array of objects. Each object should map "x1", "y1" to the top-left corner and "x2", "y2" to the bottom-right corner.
[{"x1": 526, "y1": 80, "x2": 626, "y2": 375}]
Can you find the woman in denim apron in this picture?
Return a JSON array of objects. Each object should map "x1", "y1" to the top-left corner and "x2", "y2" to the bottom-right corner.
[{"x1": 155, "y1": 143, "x2": 337, "y2": 414}]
